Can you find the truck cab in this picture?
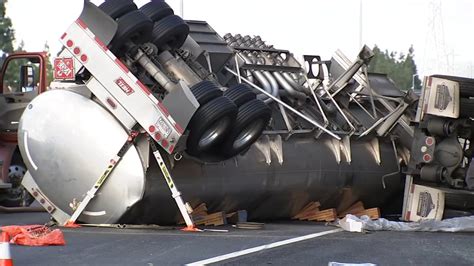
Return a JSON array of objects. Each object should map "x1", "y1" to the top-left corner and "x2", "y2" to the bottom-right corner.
[{"x1": 0, "y1": 52, "x2": 48, "y2": 206}]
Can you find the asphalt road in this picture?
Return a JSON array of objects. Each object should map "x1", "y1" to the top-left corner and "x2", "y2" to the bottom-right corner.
[{"x1": 1, "y1": 212, "x2": 473, "y2": 265}]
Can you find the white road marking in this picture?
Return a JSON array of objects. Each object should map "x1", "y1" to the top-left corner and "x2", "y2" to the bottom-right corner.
[{"x1": 186, "y1": 228, "x2": 343, "y2": 265}]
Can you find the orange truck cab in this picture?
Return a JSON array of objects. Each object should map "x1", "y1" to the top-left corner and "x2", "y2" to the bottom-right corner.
[{"x1": 0, "y1": 52, "x2": 48, "y2": 206}]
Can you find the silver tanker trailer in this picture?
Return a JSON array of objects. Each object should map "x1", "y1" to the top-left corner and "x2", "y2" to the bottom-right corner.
[{"x1": 15, "y1": 0, "x2": 474, "y2": 225}]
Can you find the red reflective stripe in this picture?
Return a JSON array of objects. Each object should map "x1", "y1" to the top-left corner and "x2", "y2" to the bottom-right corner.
[
  {"x1": 94, "y1": 36, "x2": 108, "y2": 51},
  {"x1": 61, "y1": 32, "x2": 67, "y2": 40},
  {"x1": 136, "y1": 80, "x2": 151, "y2": 95},
  {"x1": 76, "y1": 19, "x2": 88, "y2": 30},
  {"x1": 174, "y1": 123, "x2": 184, "y2": 134},
  {"x1": 115, "y1": 58, "x2": 130, "y2": 73},
  {"x1": 157, "y1": 102, "x2": 170, "y2": 116}
]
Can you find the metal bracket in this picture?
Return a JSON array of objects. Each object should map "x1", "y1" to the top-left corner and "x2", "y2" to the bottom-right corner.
[
  {"x1": 255, "y1": 135, "x2": 271, "y2": 165},
  {"x1": 367, "y1": 138, "x2": 381, "y2": 165},
  {"x1": 340, "y1": 136, "x2": 352, "y2": 164},
  {"x1": 22, "y1": 171, "x2": 70, "y2": 225},
  {"x1": 325, "y1": 138, "x2": 341, "y2": 164},
  {"x1": 269, "y1": 135, "x2": 284, "y2": 165}
]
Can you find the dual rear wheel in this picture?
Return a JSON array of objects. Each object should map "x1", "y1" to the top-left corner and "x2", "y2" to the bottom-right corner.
[
  {"x1": 100, "y1": 0, "x2": 189, "y2": 52},
  {"x1": 99, "y1": 1, "x2": 271, "y2": 160},
  {"x1": 186, "y1": 82, "x2": 271, "y2": 160}
]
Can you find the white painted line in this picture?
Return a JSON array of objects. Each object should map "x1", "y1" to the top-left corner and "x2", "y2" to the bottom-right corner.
[{"x1": 186, "y1": 228, "x2": 343, "y2": 265}]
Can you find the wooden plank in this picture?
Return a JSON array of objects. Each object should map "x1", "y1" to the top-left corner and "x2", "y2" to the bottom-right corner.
[
  {"x1": 177, "y1": 203, "x2": 208, "y2": 224},
  {"x1": 307, "y1": 208, "x2": 337, "y2": 222},
  {"x1": 336, "y1": 188, "x2": 357, "y2": 213},
  {"x1": 226, "y1": 210, "x2": 248, "y2": 224},
  {"x1": 292, "y1": 202, "x2": 321, "y2": 219},
  {"x1": 354, "y1": 208, "x2": 380, "y2": 220},
  {"x1": 338, "y1": 201, "x2": 365, "y2": 218},
  {"x1": 192, "y1": 203, "x2": 208, "y2": 216},
  {"x1": 204, "y1": 217, "x2": 226, "y2": 226},
  {"x1": 297, "y1": 208, "x2": 321, "y2": 221},
  {"x1": 194, "y1": 212, "x2": 227, "y2": 226}
]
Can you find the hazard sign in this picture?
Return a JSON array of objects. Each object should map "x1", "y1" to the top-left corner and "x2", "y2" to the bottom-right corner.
[{"x1": 54, "y1": 57, "x2": 75, "y2": 80}]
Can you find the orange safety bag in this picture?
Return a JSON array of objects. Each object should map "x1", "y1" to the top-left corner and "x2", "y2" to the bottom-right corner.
[{"x1": 1, "y1": 225, "x2": 66, "y2": 246}]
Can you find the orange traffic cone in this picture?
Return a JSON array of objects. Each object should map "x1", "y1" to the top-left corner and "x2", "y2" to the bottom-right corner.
[{"x1": 0, "y1": 231, "x2": 13, "y2": 266}]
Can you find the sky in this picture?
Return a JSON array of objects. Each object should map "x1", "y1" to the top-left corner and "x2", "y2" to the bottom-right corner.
[{"x1": 5, "y1": 0, "x2": 474, "y2": 78}]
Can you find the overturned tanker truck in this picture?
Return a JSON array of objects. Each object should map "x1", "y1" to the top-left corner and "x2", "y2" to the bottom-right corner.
[{"x1": 19, "y1": 0, "x2": 474, "y2": 225}]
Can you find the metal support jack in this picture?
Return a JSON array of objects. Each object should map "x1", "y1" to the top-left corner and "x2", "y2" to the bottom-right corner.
[
  {"x1": 64, "y1": 130, "x2": 140, "y2": 227},
  {"x1": 149, "y1": 139, "x2": 198, "y2": 232}
]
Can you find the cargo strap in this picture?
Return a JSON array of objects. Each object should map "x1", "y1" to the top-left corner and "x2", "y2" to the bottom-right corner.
[
  {"x1": 149, "y1": 139, "x2": 198, "y2": 231},
  {"x1": 64, "y1": 131, "x2": 140, "y2": 227}
]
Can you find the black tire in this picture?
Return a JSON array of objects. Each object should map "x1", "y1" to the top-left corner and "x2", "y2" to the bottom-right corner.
[
  {"x1": 224, "y1": 84, "x2": 256, "y2": 107},
  {"x1": 139, "y1": 1, "x2": 174, "y2": 22},
  {"x1": 460, "y1": 98, "x2": 474, "y2": 118},
  {"x1": 186, "y1": 97, "x2": 238, "y2": 156},
  {"x1": 151, "y1": 15, "x2": 189, "y2": 49},
  {"x1": 99, "y1": 0, "x2": 137, "y2": 19},
  {"x1": 220, "y1": 99, "x2": 271, "y2": 158},
  {"x1": 110, "y1": 10, "x2": 153, "y2": 52},
  {"x1": 191, "y1": 80, "x2": 222, "y2": 105}
]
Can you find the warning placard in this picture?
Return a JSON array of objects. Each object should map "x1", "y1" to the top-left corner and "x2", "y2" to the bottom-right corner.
[{"x1": 53, "y1": 57, "x2": 75, "y2": 80}]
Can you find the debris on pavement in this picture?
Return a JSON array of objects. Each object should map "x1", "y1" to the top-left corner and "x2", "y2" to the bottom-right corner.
[{"x1": 338, "y1": 214, "x2": 474, "y2": 233}]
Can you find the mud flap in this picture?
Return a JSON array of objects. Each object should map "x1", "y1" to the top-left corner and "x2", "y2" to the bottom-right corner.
[{"x1": 79, "y1": 1, "x2": 118, "y2": 46}]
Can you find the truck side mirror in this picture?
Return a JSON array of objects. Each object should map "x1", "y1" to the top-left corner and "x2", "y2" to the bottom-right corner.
[{"x1": 20, "y1": 65, "x2": 35, "y2": 92}]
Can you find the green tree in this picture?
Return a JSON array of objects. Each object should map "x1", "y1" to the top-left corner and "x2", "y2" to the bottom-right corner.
[
  {"x1": 43, "y1": 42, "x2": 53, "y2": 85},
  {"x1": 0, "y1": 0, "x2": 14, "y2": 54},
  {"x1": 2, "y1": 40, "x2": 26, "y2": 91},
  {"x1": 0, "y1": 0, "x2": 15, "y2": 67},
  {"x1": 368, "y1": 45, "x2": 422, "y2": 91}
]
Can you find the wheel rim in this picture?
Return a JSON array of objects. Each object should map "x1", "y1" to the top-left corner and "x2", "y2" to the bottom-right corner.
[
  {"x1": 9, "y1": 165, "x2": 26, "y2": 186},
  {"x1": 4, "y1": 165, "x2": 32, "y2": 207},
  {"x1": 232, "y1": 119, "x2": 266, "y2": 150},
  {"x1": 198, "y1": 117, "x2": 232, "y2": 150}
]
